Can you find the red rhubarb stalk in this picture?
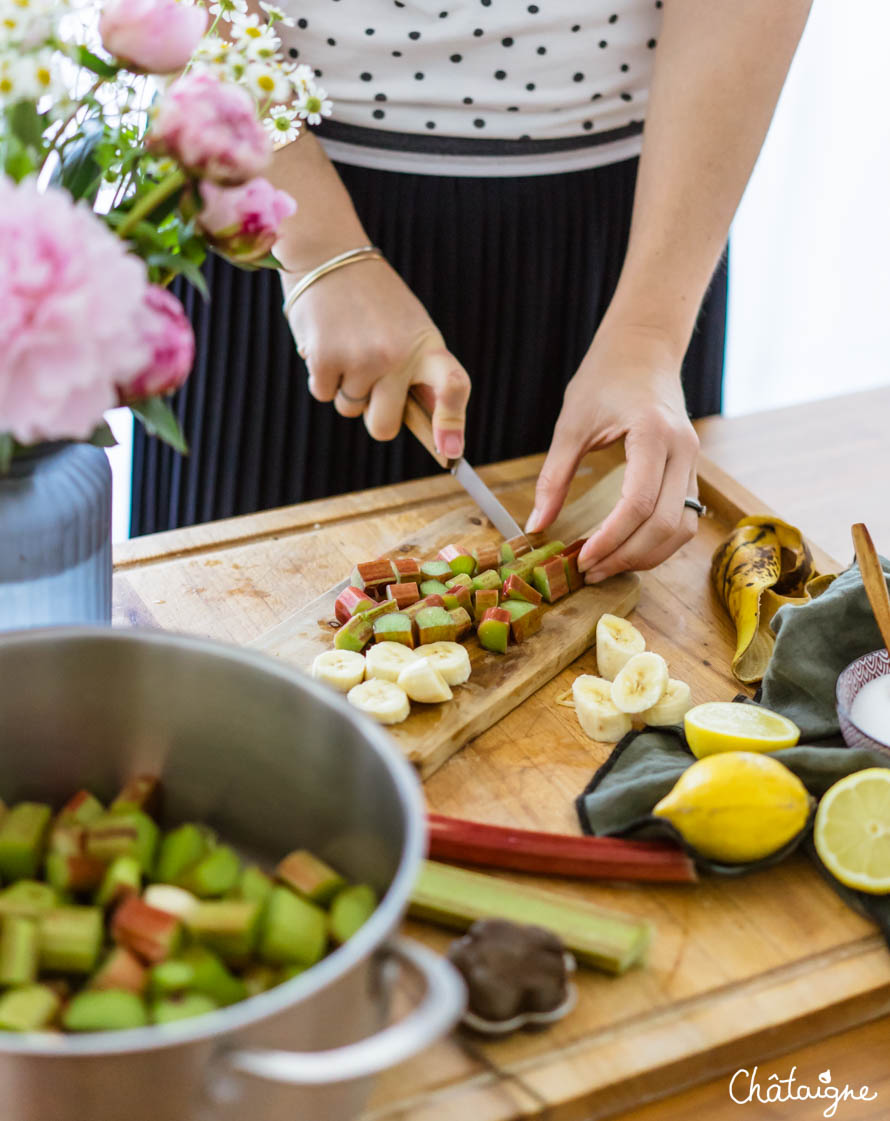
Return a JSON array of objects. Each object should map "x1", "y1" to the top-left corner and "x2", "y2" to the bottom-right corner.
[{"x1": 426, "y1": 814, "x2": 697, "y2": 884}]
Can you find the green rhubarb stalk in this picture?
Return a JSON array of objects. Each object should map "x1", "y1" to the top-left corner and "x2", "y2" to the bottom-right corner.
[
  {"x1": 236, "y1": 864, "x2": 274, "y2": 908},
  {"x1": 155, "y1": 823, "x2": 212, "y2": 884},
  {"x1": 95, "y1": 855, "x2": 142, "y2": 908},
  {"x1": 0, "y1": 803, "x2": 52, "y2": 880},
  {"x1": 258, "y1": 888, "x2": 327, "y2": 968},
  {"x1": 38, "y1": 906, "x2": 104, "y2": 974},
  {"x1": 85, "y1": 811, "x2": 159, "y2": 873},
  {"x1": 176, "y1": 844, "x2": 240, "y2": 898},
  {"x1": 185, "y1": 900, "x2": 262, "y2": 964},
  {"x1": 0, "y1": 984, "x2": 61, "y2": 1031},
  {"x1": 0, "y1": 880, "x2": 57, "y2": 919},
  {"x1": 62, "y1": 990, "x2": 148, "y2": 1031},
  {"x1": 409, "y1": 860, "x2": 653, "y2": 975},
  {"x1": 151, "y1": 991, "x2": 218, "y2": 1024},
  {"x1": 329, "y1": 884, "x2": 377, "y2": 945}
]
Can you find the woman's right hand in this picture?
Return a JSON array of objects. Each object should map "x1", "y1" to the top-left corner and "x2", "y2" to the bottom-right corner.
[{"x1": 284, "y1": 256, "x2": 471, "y2": 461}]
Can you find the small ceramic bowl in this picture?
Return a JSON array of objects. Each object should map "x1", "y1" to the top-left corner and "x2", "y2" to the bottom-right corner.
[{"x1": 836, "y1": 647, "x2": 890, "y2": 754}]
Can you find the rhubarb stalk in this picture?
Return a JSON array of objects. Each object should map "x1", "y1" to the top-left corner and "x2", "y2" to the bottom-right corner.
[
  {"x1": 427, "y1": 814, "x2": 697, "y2": 884},
  {"x1": 410, "y1": 859, "x2": 653, "y2": 974}
]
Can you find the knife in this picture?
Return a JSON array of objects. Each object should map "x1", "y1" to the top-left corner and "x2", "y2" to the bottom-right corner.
[{"x1": 402, "y1": 394, "x2": 529, "y2": 544}]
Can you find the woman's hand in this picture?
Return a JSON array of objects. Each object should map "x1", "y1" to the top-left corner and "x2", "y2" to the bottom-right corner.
[
  {"x1": 526, "y1": 322, "x2": 700, "y2": 583},
  {"x1": 285, "y1": 256, "x2": 471, "y2": 461}
]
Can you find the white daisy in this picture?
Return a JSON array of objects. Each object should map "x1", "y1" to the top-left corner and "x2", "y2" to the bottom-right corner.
[
  {"x1": 208, "y1": 0, "x2": 247, "y2": 18},
  {"x1": 243, "y1": 29, "x2": 280, "y2": 62},
  {"x1": 286, "y1": 62, "x2": 315, "y2": 91},
  {"x1": 259, "y1": 2, "x2": 294, "y2": 27},
  {"x1": 295, "y1": 86, "x2": 332, "y2": 126},
  {"x1": 245, "y1": 61, "x2": 290, "y2": 103},
  {"x1": 12, "y1": 48, "x2": 59, "y2": 101},
  {"x1": 263, "y1": 103, "x2": 300, "y2": 144}
]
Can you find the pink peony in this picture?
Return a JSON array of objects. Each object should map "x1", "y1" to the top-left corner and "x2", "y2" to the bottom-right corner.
[
  {"x1": 0, "y1": 177, "x2": 150, "y2": 445},
  {"x1": 148, "y1": 73, "x2": 272, "y2": 185},
  {"x1": 118, "y1": 285, "x2": 195, "y2": 400},
  {"x1": 99, "y1": 0, "x2": 207, "y2": 75},
  {"x1": 197, "y1": 177, "x2": 296, "y2": 263}
]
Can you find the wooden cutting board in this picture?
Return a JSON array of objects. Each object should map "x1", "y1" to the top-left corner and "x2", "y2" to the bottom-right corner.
[{"x1": 249, "y1": 467, "x2": 639, "y2": 778}]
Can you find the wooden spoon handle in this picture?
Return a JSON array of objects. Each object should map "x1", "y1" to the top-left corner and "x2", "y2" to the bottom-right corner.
[{"x1": 852, "y1": 522, "x2": 890, "y2": 652}]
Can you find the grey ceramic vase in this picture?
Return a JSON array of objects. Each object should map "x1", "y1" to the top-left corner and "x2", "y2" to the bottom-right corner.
[{"x1": 0, "y1": 443, "x2": 112, "y2": 631}]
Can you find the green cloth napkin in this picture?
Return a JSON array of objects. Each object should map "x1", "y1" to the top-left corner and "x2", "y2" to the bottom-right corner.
[{"x1": 575, "y1": 559, "x2": 890, "y2": 939}]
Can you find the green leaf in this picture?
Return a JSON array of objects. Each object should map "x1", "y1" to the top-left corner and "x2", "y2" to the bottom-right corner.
[
  {"x1": 76, "y1": 46, "x2": 120, "y2": 79},
  {"x1": 49, "y1": 120, "x2": 105, "y2": 204},
  {"x1": 88, "y1": 421, "x2": 118, "y2": 448},
  {"x1": 0, "y1": 435, "x2": 13, "y2": 476},
  {"x1": 248, "y1": 252, "x2": 283, "y2": 270},
  {"x1": 8, "y1": 100, "x2": 46, "y2": 150},
  {"x1": 145, "y1": 251, "x2": 208, "y2": 298},
  {"x1": 129, "y1": 398, "x2": 189, "y2": 456},
  {"x1": 4, "y1": 137, "x2": 36, "y2": 183}
]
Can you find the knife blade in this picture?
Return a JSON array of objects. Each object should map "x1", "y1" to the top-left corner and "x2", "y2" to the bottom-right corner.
[{"x1": 402, "y1": 394, "x2": 528, "y2": 544}]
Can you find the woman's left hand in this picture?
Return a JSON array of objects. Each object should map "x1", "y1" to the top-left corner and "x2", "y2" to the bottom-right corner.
[{"x1": 525, "y1": 321, "x2": 701, "y2": 583}]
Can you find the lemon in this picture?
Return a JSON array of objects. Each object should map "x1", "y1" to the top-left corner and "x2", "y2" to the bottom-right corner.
[
  {"x1": 814, "y1": 768, "x2": 890, "y2": 893},
  {"x1": 684, "y1": 701, "x2": 800, "y2": 759},
  {"x1": 652, "y1": 751, "x2": 812, "y2": 863}
]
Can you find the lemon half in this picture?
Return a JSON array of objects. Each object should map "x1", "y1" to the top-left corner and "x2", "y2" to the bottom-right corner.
[
  {"x1": 814, "y1": 768, "x2": 890, "y2": 893},
  {"x1": 684, "y1": 701, "x2": 800, "y2": 759}
]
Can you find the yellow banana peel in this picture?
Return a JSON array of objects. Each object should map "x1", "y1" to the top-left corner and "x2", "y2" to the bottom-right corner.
[{"x1": 711, "y1": 516, "x2": 835, "y2": 684}]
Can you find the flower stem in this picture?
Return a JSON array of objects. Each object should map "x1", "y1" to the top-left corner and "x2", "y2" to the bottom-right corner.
[{"x1": 115, "y1": 168, "x2": 187, "y2": 239}]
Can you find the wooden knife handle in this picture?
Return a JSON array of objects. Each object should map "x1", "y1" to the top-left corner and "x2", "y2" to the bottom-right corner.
[{"x1": 403, "y1": 393, "x2": 451, "y2": 470}]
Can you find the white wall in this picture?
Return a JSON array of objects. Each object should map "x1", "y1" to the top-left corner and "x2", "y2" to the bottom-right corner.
[{"x1": 725, "y1": 0, "x2": 890, "y2": 415}]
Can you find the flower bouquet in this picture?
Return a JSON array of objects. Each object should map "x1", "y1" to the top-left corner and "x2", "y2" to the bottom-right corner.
[{"x1": 0, "y1": 0, "x2": 329, "y2": 470}]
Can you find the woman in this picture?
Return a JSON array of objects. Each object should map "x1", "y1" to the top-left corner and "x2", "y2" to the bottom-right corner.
[{"x1": 133, "y1": 0, "x2": 811, "y2": 585}]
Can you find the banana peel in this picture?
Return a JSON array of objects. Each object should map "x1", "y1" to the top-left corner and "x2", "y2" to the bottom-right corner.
[{"x1": 711, "y1": 516, "x2": 835, "y2": 684}]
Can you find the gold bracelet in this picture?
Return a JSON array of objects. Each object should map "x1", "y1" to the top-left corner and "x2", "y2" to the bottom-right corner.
[{"x1": 282, "y1": 246, "x2": 383, "y2": 317}]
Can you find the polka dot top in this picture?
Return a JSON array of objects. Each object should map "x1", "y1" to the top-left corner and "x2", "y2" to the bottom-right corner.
[{"x1": 279, "y1": 1, "x2": 663, "y2": 177}]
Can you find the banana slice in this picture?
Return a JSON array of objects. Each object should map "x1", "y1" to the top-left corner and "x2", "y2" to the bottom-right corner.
[
  {"x1": 397, "y1": 657, "x2": 453, "y2": 704},
  {"x1": 143, "y1": 884, "x2": 200, "y2": 920},
  {"x1": 640, "y1": 678, "x2": 693, "y2": 726},
  {"x1": 572, "y1": 675, "x2": 632, "y2": 743},
  {"x1": 347, "y1": 679, "x2": 411, "y2": 724},
  {"x1": 365, "y1": 641, "x2": 418, "y2": 683},
  {"x1": 611, "y1": 652, "x2": 669, "y2": 714},
  {"x1": 414, "y1": 642, "x2": 471, "y2": 686},
  {"x1": 311, "y1": 649, "x2": 366, "y2": 692},
  {"x1": 595, "y1": 614, "x2": 646, "y2": 680}
]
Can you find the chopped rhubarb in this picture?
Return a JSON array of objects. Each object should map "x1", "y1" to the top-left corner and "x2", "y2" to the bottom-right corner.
[
  {"x1": 478, "y1": 607, "x2": 512, "y2": 654},
  {"x1": 90, "y1": 947, "x2": 148, "y2": 995},
  {"x1": 506, "y1": 535, "x2": 532, "y2": 559},
  {"x1": 532, "y1": 558, "x2": 570, "y2": 603},
  {"x1": 56, "y1": 790, "x2": 104, "y2": 827},
  {"x1": 561, "y1": 552, "x2": 584, "y2": 592},
  {"x1": 420, "y1": 559, "x2": 453, "y2": 582},
  {"x1": 95, "y1": 855, "x2": 142, "y2": 909},
  {"x1": 385, "y1": 582, "x2": 420, "y2": 610},
  {"x1": 329, "y1": 884, "x2": 377, "y2": 944},
  {"x1": 0, "y1": 880, "x2": 57, "y2": 919},
  {"x1": 333, "y1": 612, "x2": 374, "y2": 653},
  {"x1": 436, "y1": 544, "x2": 476, "y2": 577},
  {"x1": 0, "y1": 985, "x2": 60, "y2": 1031},
  {"x1": 503, "y1": 573, "x2": 543, "y2": 606},
  {"x1": 0, "y1": 915, "x2": 38, "y2": 985},
  {"x1": 442, "y1": 584, "x2": 472, "y2": 613},
  {"x1": 415, "y1": 606, "x2": 458, "y2": 645},
  {"x1": 472, "y1": 544, "x2": 500, "y2": 573},
  {"x1": 373, "y1": 612, "x2": 415, "y2": 647},
  {"x1": 152, "y1": 946, "x2": 246, "y2": 1006},
  {"x1": 151, "y1": 992, "x2": 218, "y2": 1024},
  {"x1": 45, "y1": 851, "x2": 106, "y2": 894},
  {"x1": 334, "y1": 586, "x2": 375, "y2": 624},
  {"x1": 426, "y1": 814, "x2": 697, "y2": 884},
  {"x1": 404, "y1": 594, "x2": 445, "y2": 620},
  {"x1": 111, "y1": 775, "x2": 161, "y2": 816},
  {"x1": 186, "y1": 900, "x2": 262, "y2": 965},
  {"x1": 471, "y1": 569, "x2": 502, "y2": 593},
  {"x1": 276, "y1": 850, "x2": 346, "y2": 905},
  {"x1": 258, "y1": 888, "x2": 327, "y2": 968},
  {"x1": 391, "y1": 556, "x2": 422, "y2": 584},
  {"x1": 444, "y1": 572, "x2": 473, "y2": 589},
  {"x1": 350, "y1": 559, "x2": 396, "y2": 595},
  {"x1": 155, "y1": 823, "x2": 212, "y2": 885},
  {"x1": 449, "y1": 607, "x2": 474, "y2": 640},
  {"x1": 0, "y1": 803, "x2": 52, "y2": 881},
  {"x1": 472, "y1": 587, "x2": 499, "y2": 622},
  {"x1": 501, "y1": 600, "x2": 543, "y2": 643},
  {"x1": 112, "y1": 896, "x2": 183, "y2": 964},
  {"x1": 176, "y1": 845, "x2": 241, "y2": 898},
  {"x1": 39, "y1": 906, "x2": 104, "y2": 973},
  {"x1": 236, "y1": 864, "x2": 274, "y2": 908},
  {"x1": 419, "y1": 579, "x2": 450, "y2": 598},
  {"x1": 63, "y1": 990, "x2": 148, "y2": 1031},
  {"x1": 85, "y1": 811, "x2": 158, "y2": 873}
]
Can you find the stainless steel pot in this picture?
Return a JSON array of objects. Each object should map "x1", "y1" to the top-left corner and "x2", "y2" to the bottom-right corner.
[{"x1": 0, "y1": 627, "x2": 465, "y2": 1121}]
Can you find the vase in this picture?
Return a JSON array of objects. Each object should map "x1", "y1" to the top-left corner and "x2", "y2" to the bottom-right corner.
[{"x1": 0, "y1": 442, "x2": 112, "y2": 631}]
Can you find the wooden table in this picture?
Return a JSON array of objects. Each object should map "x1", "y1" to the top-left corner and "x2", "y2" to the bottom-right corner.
[{"x1": 114, "y1": 386, "x2": 890, "y2": 1121}]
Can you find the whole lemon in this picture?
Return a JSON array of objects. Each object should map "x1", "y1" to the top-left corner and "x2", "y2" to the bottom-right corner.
[{"x1": 652, "y1": 751, "x2": 812, "y2": 863}]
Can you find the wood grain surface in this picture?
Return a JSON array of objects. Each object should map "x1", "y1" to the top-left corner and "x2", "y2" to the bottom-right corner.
[
  {"x1": 248, "y1": 467, "x2": 639, "y2": 779},
  {"x1": 112, "y1": 388, "x2": 890, "y2": 1121}
]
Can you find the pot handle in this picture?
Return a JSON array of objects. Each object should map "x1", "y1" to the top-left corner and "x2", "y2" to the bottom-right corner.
[{"x1": 220, "y1": 937, "x2": 466, "y2": 1087}]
